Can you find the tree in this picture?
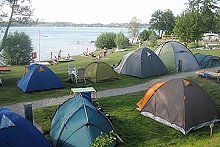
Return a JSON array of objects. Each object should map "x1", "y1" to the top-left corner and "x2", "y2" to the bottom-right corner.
[
  {"x1": 187, "y1": 0, "x2": 219, "y2": 33},
  {"x1": 149, "y1": 9, "x2": 175, "y2": 38},
  {"x1": 3, "y1": 31, "x2": 33, "y2": 65},
  {"x1": 174, "y1": 11, "x2": 203, "y2": 46},
  {"x1": 95, "y1": 32, "x2": 116, "y2": 49},
  {"x1": 149, "y1": 10, "x2": 163, "y2": 38},
  {"x1": 128, "y1": 17, "x2": 140, "y2": 44},
  {"x1": 0, "y1": 0, "x2": 34, "y2": 52},
  {"x1": 187, "y1": 0, "x2": 218, "y2": 11},
  {"x1": 163, "y1": 9, "x2": 176, "y2": 35},
  {"x1": 148, "y1": 31, "x2": 158, "y2": 47},
  {"x1": 201, "y1": 1, "x2": 219, "y2": 32},
  {"x1": 114, "y1": 32, "x2": 129, "y2": 49},
  {"x1": 138, "y1": 29, "x2": 150, "y2": 42}
]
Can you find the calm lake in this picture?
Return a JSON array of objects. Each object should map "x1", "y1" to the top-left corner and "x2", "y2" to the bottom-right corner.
[{"x1": 3, "y1": 27, "x2": 129, "y2": 61}]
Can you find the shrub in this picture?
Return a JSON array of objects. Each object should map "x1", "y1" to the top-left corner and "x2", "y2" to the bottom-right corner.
[
  {"x1": 92, "y1": 130, "x2": 117, "y2": 147},
  {"x1": 139, "y1": 29, "x2": 150, "y2": 42},
  {"x1": 3, "y1": 31, "x2": 33, "y2": 65},
  {"x1": 114, "y1": 32, "x2": 130, "y2": 49},
  {"x1": 149, "y1": 31, "x2": 158, "y2": 47},
  {"x1": 95, "y1": 32, "x2": 116, "y2": 49}
]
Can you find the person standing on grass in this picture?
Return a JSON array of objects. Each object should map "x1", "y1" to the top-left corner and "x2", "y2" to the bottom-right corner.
[{"x1": 58, "y1": 50, "x2": 61, "y2": 60}]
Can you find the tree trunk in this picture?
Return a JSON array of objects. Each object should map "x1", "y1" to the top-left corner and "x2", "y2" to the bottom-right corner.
[
  {"x1": 159, "y1": 30, "x2": 164, "y2": 39},
  {"x1": 0, "y1": 0, "x2": 16, "y2": 52},
  {"x1": 158, "y1": 30, "x2": 161, "y2": 39}
]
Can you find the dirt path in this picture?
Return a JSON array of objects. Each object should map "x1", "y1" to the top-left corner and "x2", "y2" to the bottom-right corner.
[{"x1": 3, "y1": 67, "x2": 219, "y2": 116}]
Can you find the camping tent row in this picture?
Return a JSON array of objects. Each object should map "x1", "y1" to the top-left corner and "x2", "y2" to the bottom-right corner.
[
  {"x1": 194, "y1": 53, "x2": 220, "y2": 69},
  {"x1": 114, "y1": 41, "x2": 201, "y2": 78},
  {"x1": 17, "y1": 64, "x2": 64, "y2": 92},
  {"x1": 50, "y1": 95, "x2": 116, "y2": 147},
  {"x1": 0, "y1": 108, "x2": 51, "y2": 147},
  {"x1": 114, "y1": 47, "x2": 168, "y2": 78},
  {"x1": 137, "y1": 78, "x2": 220, "y2": 135}
]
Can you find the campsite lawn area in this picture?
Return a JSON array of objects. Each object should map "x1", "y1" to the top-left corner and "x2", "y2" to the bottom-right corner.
[
  {"x1": 2, "y1": 41, "x2": 220, "y2": 106},
  {"x1": 34, "y1": 76, "x2": 220, "y2": 146},
  {"x1": 0, "y1": 45, "x2": 157, "y2": 106},
  {"x1": 191, "y1": 48, "x2": 220, "y2": 57}
]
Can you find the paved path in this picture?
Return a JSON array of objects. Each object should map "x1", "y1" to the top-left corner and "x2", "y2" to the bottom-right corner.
[{"x1": 3, "y1": 67, "x2": 219, "y2": 116}]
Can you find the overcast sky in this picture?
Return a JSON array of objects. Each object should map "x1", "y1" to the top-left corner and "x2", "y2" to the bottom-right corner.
[{"x1": 32, "y1": 0, "x2": 189, "y2": 24}]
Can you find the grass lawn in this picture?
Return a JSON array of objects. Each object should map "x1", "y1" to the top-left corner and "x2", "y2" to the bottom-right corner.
[
  {"x1": 0, "y1": 45, "x2": 158, "y2": 106},
  {"x1": 191, "y1": 49, "x2": 220, "y2": 57},
  {"x1": 2, "y1": 40, "x2": 220, "y2": 106},
  {"x1": 34, "y1": 76, "x2": 220, "y2": 146}
]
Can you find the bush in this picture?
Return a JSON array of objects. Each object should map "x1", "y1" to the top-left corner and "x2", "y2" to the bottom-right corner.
[
  {"x1": 114, "y1": 32, "x2": 130, "y2": 49},
  {"x1": 95, "y1": 32, "x2": 116, "y2": 49},
  {"x1": 139, "y1": 29, "x2": 150, "y2": 42},
  {"x1": 149, "y1": 31, "x2": 158, "y2": 47},
  {"x1": 3, "y1": 31, "x2": 33, "y2": 65},
  {"x1": 92, "y1": 130, "x2": 117, "y2": 147}
]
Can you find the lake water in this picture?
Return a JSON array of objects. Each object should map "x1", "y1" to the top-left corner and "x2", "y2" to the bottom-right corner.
[{"x1": 3, "y1": 27, "x2": 129, "y2": 61}]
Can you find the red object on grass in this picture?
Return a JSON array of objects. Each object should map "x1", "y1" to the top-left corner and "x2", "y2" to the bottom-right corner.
[{"x1": 0, "y1": 67, "x2": 10, "y2": 71}]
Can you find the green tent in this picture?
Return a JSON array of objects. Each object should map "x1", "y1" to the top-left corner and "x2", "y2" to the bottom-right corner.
[
  {"x1": 155, "y1": 41, "x2": 200, "y2": 73},
  {"x1": 85, "y1": 61, "x2": 118, "y2": 83}
]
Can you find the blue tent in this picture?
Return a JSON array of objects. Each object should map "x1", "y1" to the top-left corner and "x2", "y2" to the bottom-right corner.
[
  {"x1": 17, "y1": 64, "x2": 64, "y2": 92},
  {"x1": 50, "y1": 95, "x2": 115, "y2": 147},
  {"x1": 0, "y1": 108, "x2": 51, "y2": 147},
  {"x1": 195, "y1": 53, "x2": 220, "y2": 69}
]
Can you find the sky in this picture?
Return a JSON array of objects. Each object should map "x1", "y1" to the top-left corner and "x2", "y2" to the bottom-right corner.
[{"x1": 32, "y1": 0, "x2": 189, "y2": 24}]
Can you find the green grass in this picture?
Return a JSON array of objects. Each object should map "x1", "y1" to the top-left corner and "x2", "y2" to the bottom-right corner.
[
  {"x1": 0, "y1": 45, "x2": 159, "y2": 106},
  {"x1": 191, "y1": 49, "x2": 220, "y2": 57},
  {"x1": 34, "y1": 77, "x2": 220, "y2": 146}
]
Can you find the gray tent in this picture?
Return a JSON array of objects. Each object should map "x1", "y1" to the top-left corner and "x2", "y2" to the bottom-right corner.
[
  {"x1": 114, "y1": 47, "x2": 168, "y2": 78},
  {"x1": 137, "y1": 79, "x2": 220, "y2": 135},
  {"x1": 155, "y1": 41, "x2": 200, "y2": 73}
]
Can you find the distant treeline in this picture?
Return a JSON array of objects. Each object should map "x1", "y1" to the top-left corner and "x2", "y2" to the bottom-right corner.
[{"x1": 0, "y1": 21, "x2": 149, "y2": 28}]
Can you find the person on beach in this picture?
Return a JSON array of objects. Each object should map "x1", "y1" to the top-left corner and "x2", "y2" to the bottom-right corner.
[
  {"x1": 58, "y1": 50, "x2": 61, "y2": 60},
  {"x1": 54, "y1": 56, "x2": 57, "y2": 61}
]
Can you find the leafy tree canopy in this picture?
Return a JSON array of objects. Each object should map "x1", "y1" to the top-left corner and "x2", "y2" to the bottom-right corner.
[
  {"x1": 95, "y1": 32, "x2": 116, "y2": 49},
  {"x1": 149, "y1": 9, "x2": 175, "y2": 38},
  {"x1": 128, "y1": 16, "x2": 140, "y2": 44},
  {"x1": 149, "y1": 30, "x2": 158, "y2": 47},
  {"x1": 114, "y1": 32, "x2": 130, "y2": 49},
  {"x1": 3, "y1": 31, "x2": 33, "y2": 65},
  {"x1": 138, "y1": 29, "x2": 150, "y2": 42},
  {"x1": 174, "y1": 10, "x2": 203, "y2": 46},
  {"x1": 0, "y1": 0, "x2": 34, "y2": 52},
  {"x1": 187, "y1": 0, "x2": 219, "y2": 33},
  {"x1": 187, "y1": 0, "x2": 219, "y2": 12}
]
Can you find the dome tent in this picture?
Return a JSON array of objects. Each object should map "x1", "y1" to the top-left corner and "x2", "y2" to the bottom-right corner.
[
  {"x1": 155, "y1": 41, "x2": 200, "y2": 73},
  {"x1": 114, "y1": 47, "x2": 168, "y2": 78},
  {"x1": 0, "y1": 108, "x2": 51, "y2": 147},
  {"x1": 50, "y1": 95, "x2": 115, "y2": 147},
  {"x1": 17, "y1": 64, "x2": 64, "y2": 92},
  {"x1": 85, "y1": 61, "x2": 118, "y2": 83},
  {"x1": 137, "y1": 79, "x2": 220, "y2": 135},
  {"x1": 194, "y1": 53, "x2": 220, "y2": 69}
]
